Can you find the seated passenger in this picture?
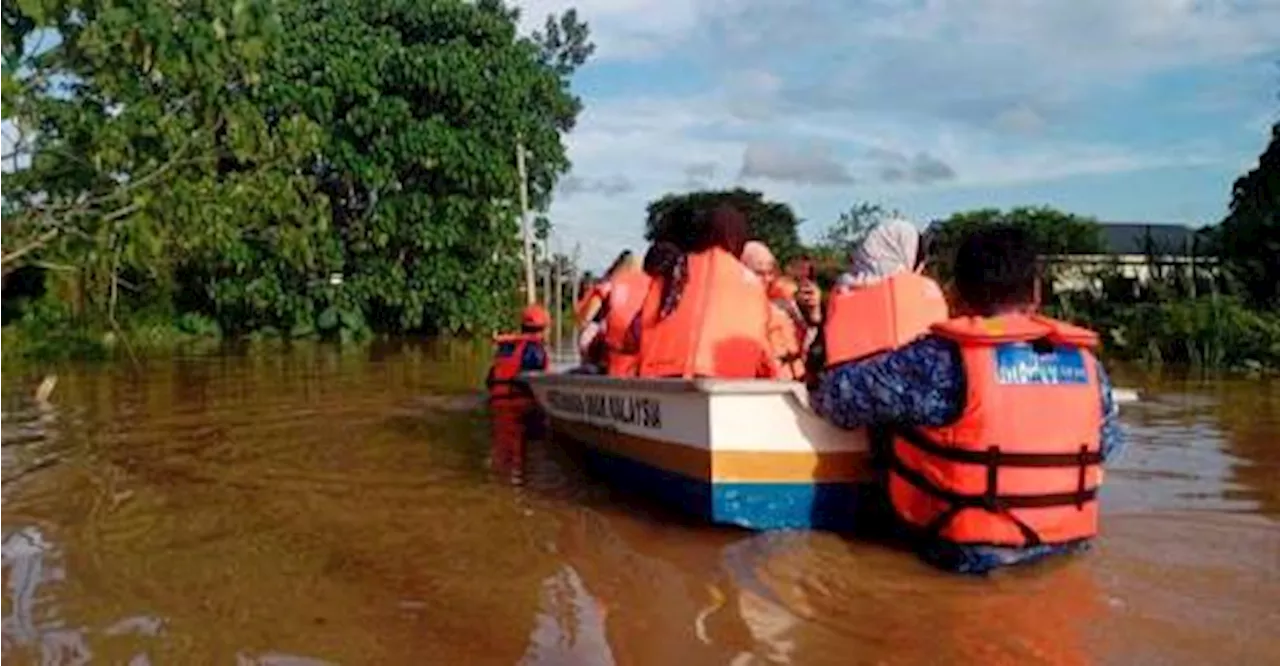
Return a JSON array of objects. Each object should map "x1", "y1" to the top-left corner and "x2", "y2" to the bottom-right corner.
[
  {"x1": 598, "y1": 255, "x2": 652, "y2": 377},
  {"x1": 765, "y1": 276, "x2": 809, "y2": 380},
  {"x1": 574, "y1": 277, "x2": 605, "y2": 327},
  {"x1": 811, "y1": 224, "x2": 1124, "y2": 574},
  {"x1": 636, "y1": 206, "x2": 778, "y2": 379},
  {"x1": 486, "y1": 304, "x2": 550, "y2": 397},
  {"x1": 575, "y1": 250, "x2": 637, "y2": 361},
  {"x1": 741, "y1": 241, "x2": 809, "y2": 381},
  {"x1": 821, "y1": 218, "x2": 949, "y2": 367}
]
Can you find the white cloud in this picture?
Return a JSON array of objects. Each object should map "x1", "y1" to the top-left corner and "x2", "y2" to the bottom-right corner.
[
  {"x1": 524, "y1": 0, "x2": 1279, "y2": 266},
  {"x1": 546, "y1": 92, "x2": 1221, "y2": 267},
  {"x1": 739, "y1": 142, "x2": 854, "y2": 185},
  {"x1": 558, "y1": 174, "x2": 634, "y2": 197}
]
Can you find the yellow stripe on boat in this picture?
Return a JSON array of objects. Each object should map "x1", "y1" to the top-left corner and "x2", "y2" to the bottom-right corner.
[{"x1": 553, "y1": 420, "x2": 868, "y2": 484}]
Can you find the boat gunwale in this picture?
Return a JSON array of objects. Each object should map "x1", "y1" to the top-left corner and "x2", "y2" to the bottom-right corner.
[
  {"x1": 522, "y1": 372, "x2": 810, "y2": 397},
  {"x1": 526, "y1": 371, "x2": 1140, "y2": 405}
]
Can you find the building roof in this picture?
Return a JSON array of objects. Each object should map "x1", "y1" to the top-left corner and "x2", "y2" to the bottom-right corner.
[{"x1": 1099, "y1": 223, "x2": 1208, "y2": 256}]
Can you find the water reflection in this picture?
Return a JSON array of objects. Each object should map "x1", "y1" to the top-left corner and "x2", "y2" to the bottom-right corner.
[{"x1": 2, "y1": 348, "x2": 1277, "y2": 665}]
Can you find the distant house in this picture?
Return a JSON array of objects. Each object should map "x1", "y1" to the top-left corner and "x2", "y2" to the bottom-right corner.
[{"x1": 1046, "y1": 222, "x2": 1217, "y2": 292}]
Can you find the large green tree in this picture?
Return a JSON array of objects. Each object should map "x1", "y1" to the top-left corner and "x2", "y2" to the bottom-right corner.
[
  {"x1": 2, "y1": 0, "x2": 594, "y2": 340},
  {"x1": 218, "y1": 0, "x2": 594, "y2": 335},
  {"x1": 1218, "y1": 122, "x2": 1279, "y2": 307},
  {"x1": 643, "y1": 188, "x2": 802, "y2": 262},
  {"x1": 2, "y1": 0, "x2": 328, "y2": 330}
]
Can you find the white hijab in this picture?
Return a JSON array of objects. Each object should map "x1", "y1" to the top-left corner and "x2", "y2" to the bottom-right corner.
[{"x1": 844, "y1": 217, "x2": 920, "y2": 287}]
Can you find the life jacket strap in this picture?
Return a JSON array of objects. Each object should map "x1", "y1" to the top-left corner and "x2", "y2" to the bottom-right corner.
[
  {"x1": 890, "y1": 426, "x2": 1102, "y2": 548},
  {"x1": 897, "y1": 426, "x2": 1104, "y2": 468}
]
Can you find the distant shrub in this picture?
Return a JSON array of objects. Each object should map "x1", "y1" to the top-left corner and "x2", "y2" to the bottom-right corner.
[{"x1": 1052, "y1": 294, "x2": 1280, "y2": 372}]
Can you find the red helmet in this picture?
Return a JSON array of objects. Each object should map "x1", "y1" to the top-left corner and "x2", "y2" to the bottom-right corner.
[{"x1": 521, "y1": 304, "x2": 550, "y2": 330}]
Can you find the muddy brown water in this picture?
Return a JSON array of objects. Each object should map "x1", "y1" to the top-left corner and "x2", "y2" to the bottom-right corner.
[{"x1": 2, "y1": 342, "x2": 1277, "y2": 665}]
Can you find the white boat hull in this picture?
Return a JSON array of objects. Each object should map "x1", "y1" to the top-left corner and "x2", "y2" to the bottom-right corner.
[{"x1": 523, "y1": 372, "x2": 872, "y2": 530}]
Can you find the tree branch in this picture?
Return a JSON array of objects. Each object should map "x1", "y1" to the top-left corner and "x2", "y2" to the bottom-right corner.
[{"x1": 1, "y1": 228, "x2": 60, "y2": 267}]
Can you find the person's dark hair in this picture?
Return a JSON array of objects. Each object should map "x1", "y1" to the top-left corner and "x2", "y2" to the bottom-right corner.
[
  {"x1": 643, "y1": 241, "x2": 687, "y2": 320},
  {"x1": 952, "y1": 224, "x2": 1040, "y2": 314},
  {"x1": 693, "y1": 205, "x2": 749, "y2": 256},
  {"x1": 643, "y1": 241, "x2": 682, "y2": 277}
]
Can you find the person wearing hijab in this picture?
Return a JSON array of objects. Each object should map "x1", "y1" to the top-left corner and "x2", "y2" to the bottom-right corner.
[
  {"x1": 841, "y1": 217, "x2": 924, "y2": 287},
  {"x1": 636, "y1": 206, "x2": 777, "y2": 378},
  {"x1": 810, "y1": 217, "x2": 949, "y2": 375}
]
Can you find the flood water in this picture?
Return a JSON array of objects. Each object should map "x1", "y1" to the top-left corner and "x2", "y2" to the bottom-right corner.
[{"x1": 3, "y1": 342, "x2": 1277, "y2": 665}]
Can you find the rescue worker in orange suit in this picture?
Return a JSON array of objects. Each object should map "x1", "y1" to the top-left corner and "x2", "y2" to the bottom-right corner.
[
  {"x1": 635, "y1": 205, "x2": 778, "y2": 379},
  {"x1": 485, "y1": 304, "x2": 550, "y2": 398},
  {"x1": 812, "y1": 218, "x2": 950, "y2": 375},
  {"x1": 811, "y1": 224, "x2": 1125, "y2": 574}
]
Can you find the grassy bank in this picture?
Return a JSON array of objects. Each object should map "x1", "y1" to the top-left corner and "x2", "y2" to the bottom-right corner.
[
  {"x1": 1051, "y1": 294, "x2": 1280, "y2": 374},
  {"x1": 2, "y1": 299, "x2": 224, "y2": 366}
]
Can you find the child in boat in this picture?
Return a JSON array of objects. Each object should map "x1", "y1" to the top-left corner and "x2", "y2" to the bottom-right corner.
[{"x1": 486, "y1": 304, "x2": 550, "y2": 397}]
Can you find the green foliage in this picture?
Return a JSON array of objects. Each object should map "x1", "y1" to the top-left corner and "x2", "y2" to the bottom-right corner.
[
  {"x1": 3, "y1": 0, "x2": 594, "y2": 354},
  {"x1": 1054, "y1": 291, "x2": 1280, "y2": 372},
  {"x1": 3, "y1": 298, "x2": 111, "y2": 363},
  {"x1": 2, "y1": 294, "x2": 220, "y2": 364},
  {"x1": 3, "y1": 0, "x2": 330, "y2": 328},
  {"x1": 246, "y1": 0, "x2": 592, "y2": 336},
  {"x1": 1218, "y1": 122, "x2": 1280, "y2": 308},
  {"x1": 644, "y1": 188, "x2": 802, "y2": 262},
  {"x1": 920, "y1": 204, "x2": 1280, "y2": 371},
  {"x1": 924, "y1": 206, "x2": 1105, "y2": 284}
]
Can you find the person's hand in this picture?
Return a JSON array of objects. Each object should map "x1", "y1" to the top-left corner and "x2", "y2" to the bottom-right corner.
[
  {"x1": 577, "y1": 322, "x2": 602, "y2": 356},
  {"x1": 797, "y1": 280, "x2": 822, "y2": 324}
]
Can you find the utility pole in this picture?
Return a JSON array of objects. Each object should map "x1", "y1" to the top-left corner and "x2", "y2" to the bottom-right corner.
[
  {"x1": 516, "y1": 137, "x2": 536, "y2": 305},
  {"x1": 554, "y1": 252, "x2": 563, "y2": 355},
  {"x1": 543, "y1": 261, "x2": 552, "y2": 316},
  {"x1": 569, "y1": 242, "x2": 581, "y2": 362}
]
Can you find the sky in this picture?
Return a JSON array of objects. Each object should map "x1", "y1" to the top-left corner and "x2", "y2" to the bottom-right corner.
[{"x1": 516, "y1": 0, "x2": 1280, "y2": 269}]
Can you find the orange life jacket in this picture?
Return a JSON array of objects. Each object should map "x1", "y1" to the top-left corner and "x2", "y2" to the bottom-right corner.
[
  {"x1": 824, "y1": 271, "x2": 949, "y2": 366},
  {"x1": 636, "y1": 248, "x2": 778, "y2": 379},
  {"x1": 574, "y1": 283, "x2": 611, "y2": 327},
  {"x1": 767, "y1": 299, "x2": 807, "y2": 381},
  {"x1": 601, "y1": 267, "x2": 652, "y2": 377},
  {"x1": 486, "y1": 333, "x2": 546, "y2": 398},
  {"x1": 887, "y1": 314, "x2": 1105, "y2": 548}
]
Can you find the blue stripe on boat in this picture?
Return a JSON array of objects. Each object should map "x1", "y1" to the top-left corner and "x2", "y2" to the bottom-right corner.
[{"x1": 567, "y1": 434, "x2": 864, "y2": 531}]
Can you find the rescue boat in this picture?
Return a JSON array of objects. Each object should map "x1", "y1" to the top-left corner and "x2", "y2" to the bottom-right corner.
[
  {"x1": 522, "y1": 372, "x2": 871, "y2": 531},
  {"x1": 521, "y1": 370, "x2": 1140, "y2": 532}
]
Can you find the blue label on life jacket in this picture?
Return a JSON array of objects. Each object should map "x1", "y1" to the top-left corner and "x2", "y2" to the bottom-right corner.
[{"x1": 994, "y1": 343, "x2": 1088, "y2": 385}]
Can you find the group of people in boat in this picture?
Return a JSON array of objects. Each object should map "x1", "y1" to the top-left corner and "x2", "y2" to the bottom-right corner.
[{"x1": 491, "y1": 205, "x2": 1123, "y2": 574}]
